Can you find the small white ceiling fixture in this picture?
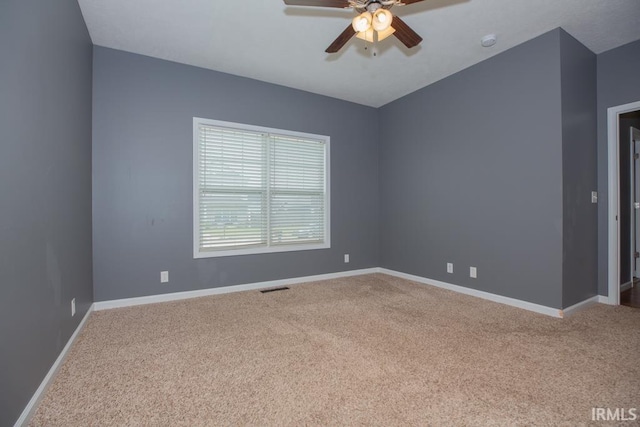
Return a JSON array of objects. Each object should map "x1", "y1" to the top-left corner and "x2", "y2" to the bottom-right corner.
[
  {"x1": 481, "y1": 34, "x2": 497, "y2": 47},
  {"x1": 78, "y1": 0, "x2": 640, "y2": 107}
]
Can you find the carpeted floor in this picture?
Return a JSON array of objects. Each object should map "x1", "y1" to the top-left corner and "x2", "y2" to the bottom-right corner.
[{"x1": 30, "y1": 274, "x2": 639, "y2": 426}]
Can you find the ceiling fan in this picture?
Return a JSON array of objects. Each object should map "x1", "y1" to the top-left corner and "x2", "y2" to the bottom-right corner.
[{"x1": 283, "y1": 0, "x2": 425, "y2": 53}]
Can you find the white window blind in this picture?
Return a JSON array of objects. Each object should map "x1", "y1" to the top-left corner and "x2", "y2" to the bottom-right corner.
[{"x1": 193, "y1": 118, "x2": 330, "y2": 258}]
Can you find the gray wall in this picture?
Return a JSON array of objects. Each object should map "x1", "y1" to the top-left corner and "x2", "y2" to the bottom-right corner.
[
  {"x1": 596, "y1": 39, "x2": 640, "y2": 295},
  {"x1": 92, "y1": 47, "x2": 380, "y2": 301},
  {"x1": 379, "y1": 30, "x2": 565, "y2": 308},
  {"x1": 0, "y1": 1, "x2": 93, "y2": 425},
  {"x1": 559, "y1": 30, "x2": 598, "y2": 307}
]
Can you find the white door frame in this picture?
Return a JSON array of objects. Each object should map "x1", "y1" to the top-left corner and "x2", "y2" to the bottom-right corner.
[
  {"x1": 632, "y1": 127, "x2": 640, "y2": 281},
  {"x1": 607, "y1": 100, "x2": 640, "y2": 305},
  {"x1": 630, "y1": 128, "x2": 636, "y2": 286}
]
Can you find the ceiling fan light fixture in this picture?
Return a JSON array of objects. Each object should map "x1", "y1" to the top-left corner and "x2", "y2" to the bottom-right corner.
[
  {"x1": 282, "y1": 0, "x2": 425, "y2": 54},
  {"x1": 372, "y1": 9, "x2": 393, "y2": 32},
  {"x1": 352, "y1": 12, "x2": 372, "y2": 33},
  {"x1": 355, "y1": 27, "x2": 375, "y2": 42},
  {"x1": 376, "y1": 25, "x2": 396, "y2": 41}
]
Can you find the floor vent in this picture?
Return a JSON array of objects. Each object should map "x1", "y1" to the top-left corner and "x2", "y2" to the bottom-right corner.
[{"x1": 260, "y1": 287, "x2": 290, "y2": 294}]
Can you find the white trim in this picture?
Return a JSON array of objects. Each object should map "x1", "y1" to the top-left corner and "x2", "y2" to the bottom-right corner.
[
  {"x1": 559, "y1": 296, "x2": 599, "y2": 318},
  {"x1": 14, "y1": 304, "x2": 94, "y2": 427},
  {"x1": 193, "y1": 243, "x2": 331, "y2": 259},
  {"x1": 192, "y1": 117, "x2": 200, "y2": 260},
  {"x1": 620, "y1": 281, "x2": 633, "y2": 292},
  {"x1": 608, "y1": 100, "x2": 640, "y2": 306},
  {"x1": 378, "y1": 268, "x2": 563, "y2": 317},
  {"x1": 633, "y1": 128, "x2": 640, "y2": 279},
  {"x1": 95, "y1": 267, "x2": 616, "y2": 316},
  {"x1": 192, "y1": 117, "x2": 331, "y2": 259},
  {"x1": 95, "y1": 268, "x2": 611, "y2": 317},
  {"x1": 94, "y1": 268, "x2": 379, "y2": 311},
  {"x1": 630, "y1": 128, "x2": 635, "y2": 284}
]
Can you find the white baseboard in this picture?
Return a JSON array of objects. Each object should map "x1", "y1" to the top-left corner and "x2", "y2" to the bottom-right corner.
[
  {"x1": 14, "y1": 304, "x2": 94, "y2": 427},
  {"x1": 378, "y1": 268, "x2": 563, "y2": 318},
  {"x1": 96, "y1": 267, "x2": 609, "y2": 318},
  {"x1": 597, "y1": 295, "x2": 610, "y2": 305},
  {"x1": 559, "y1": 296, "x2": 600, "y2": 318},
  {"x1": 94, "y1": 268, "x2": 380, "y2": 311},
  {"x1": 620, "y1": 281, "x2": 633, "y2": 292}
]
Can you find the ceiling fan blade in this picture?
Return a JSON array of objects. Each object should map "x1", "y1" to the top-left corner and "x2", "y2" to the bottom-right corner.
[
  {"x1": 396, "y1": 0, "x2": 427, "y2": 4},
  {"x1": 284, "y1": 0, "x2": 351, "y2": 8},
  {"x1": 391, "y1": 16, "x2": 423, "y2": 48},
  {"x1": 325, "y1": 24, "x2": 357, "y2": 53}
]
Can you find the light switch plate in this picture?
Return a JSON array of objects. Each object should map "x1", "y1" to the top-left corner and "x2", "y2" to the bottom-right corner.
[{"x1": 591, "y1": 191, "x2": 598, "y2": 203}]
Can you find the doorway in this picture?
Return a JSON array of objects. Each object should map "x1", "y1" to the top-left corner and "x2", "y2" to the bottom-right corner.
[
  {"x1": 621, "y1": 124, "x2": 640, "y2": 308},
  {"x1": 608, "y1": 101, "x2": 640, "y2": 307}
]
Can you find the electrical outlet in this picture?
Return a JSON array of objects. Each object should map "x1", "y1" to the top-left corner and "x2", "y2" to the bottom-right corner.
[
  {"x1": 344, "y1": 254, "x2": 350, "y2": 263},
  {"x1": 447, "y1": 263, "x2": 453, "y2": 274},
  {"x1": 470, "y1": 267, "x2": 477, "y2": 278},
  {"x1": 161, "y1": 271, "x2": 169, "y2": 283},
  {"x1": 71, "y1": 298, "x2": 76, "y2": 317}
]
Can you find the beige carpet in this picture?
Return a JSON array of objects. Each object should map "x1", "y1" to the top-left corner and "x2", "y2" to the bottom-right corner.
[{"x1": 30, "y1": 274, "x2": 639, "y2": 426}]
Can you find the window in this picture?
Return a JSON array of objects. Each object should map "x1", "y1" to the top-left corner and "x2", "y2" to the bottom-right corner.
[{"x1": 193, "y1": 118, "x2": 330, "y2": 258}]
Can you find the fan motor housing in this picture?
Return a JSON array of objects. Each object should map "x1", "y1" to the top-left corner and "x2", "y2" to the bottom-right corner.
[{"x1": 356, "y1": 0, "x2": 393, "y2": 13}]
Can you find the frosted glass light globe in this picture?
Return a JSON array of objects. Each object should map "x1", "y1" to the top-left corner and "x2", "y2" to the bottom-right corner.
[
  {"x1": 372, "y1": 9, "x2": 393, "y2": 32},
  {"x1": 352, "y1": 12, "x2": 372, "y2": 33}
]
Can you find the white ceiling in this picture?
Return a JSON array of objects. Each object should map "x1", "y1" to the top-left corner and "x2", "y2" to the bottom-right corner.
[{"x1": 78, "y1": 0, "x2": 640, "y2": 107}]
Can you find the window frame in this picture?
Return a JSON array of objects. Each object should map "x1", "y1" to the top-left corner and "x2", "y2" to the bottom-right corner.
[{"x1": 193, "y1": 117, "x2": 331, "y2": 259}]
